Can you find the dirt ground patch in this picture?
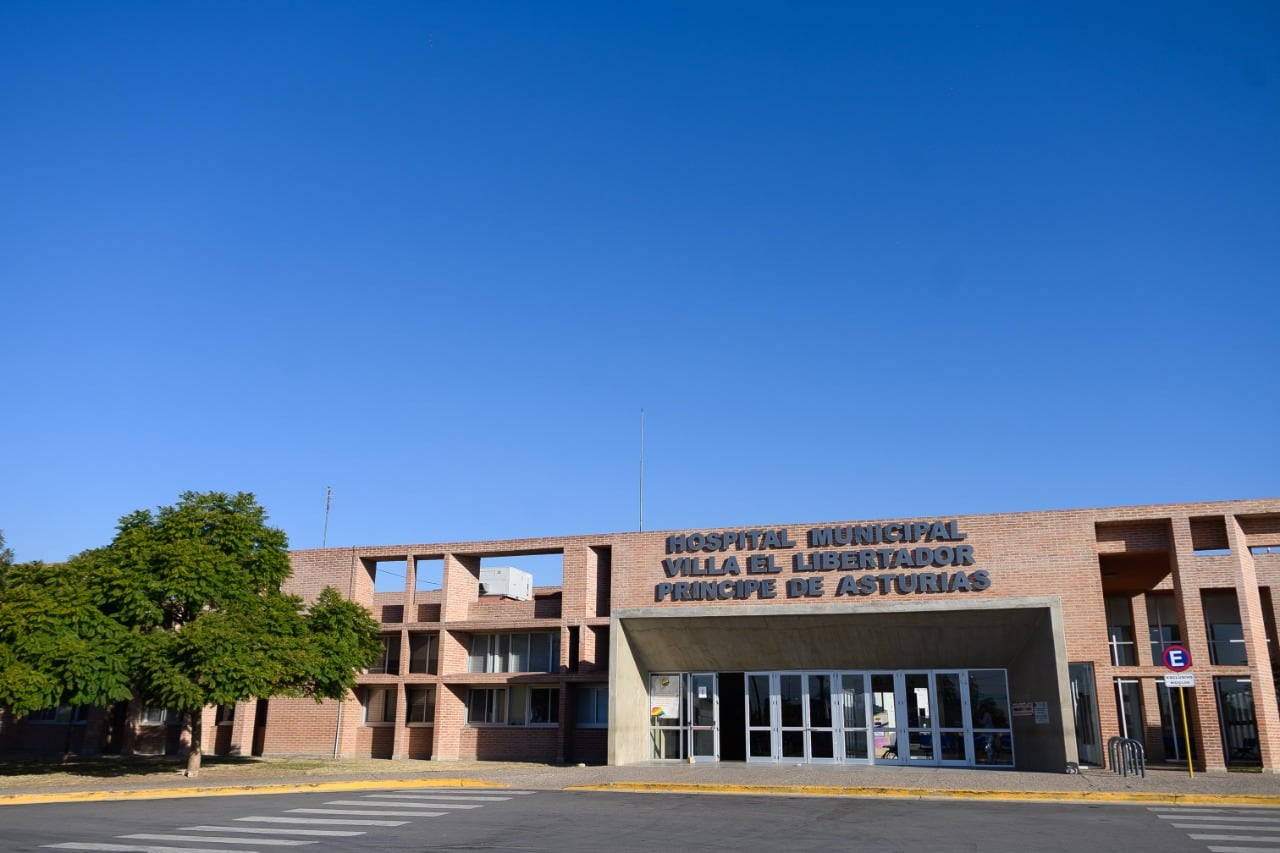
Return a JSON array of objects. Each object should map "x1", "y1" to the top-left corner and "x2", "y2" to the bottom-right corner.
[{"x1": 0, "y1": 755, "x2": 552, "y2": 792}]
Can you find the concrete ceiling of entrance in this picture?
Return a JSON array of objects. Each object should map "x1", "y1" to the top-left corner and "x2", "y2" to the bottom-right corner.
[{"x1": 620, "y1": 608, "x2": 1049, "y2": 672}]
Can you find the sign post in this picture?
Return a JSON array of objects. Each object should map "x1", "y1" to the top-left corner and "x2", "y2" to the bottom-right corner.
[{"x1": 1162, "y1": 645, "x2": 1195, "y2": 779}]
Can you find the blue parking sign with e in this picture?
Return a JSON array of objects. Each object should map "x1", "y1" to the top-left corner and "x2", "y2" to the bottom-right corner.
[{"x1": 1162, "y1": 644, "x2": 1192, "y2": 672}]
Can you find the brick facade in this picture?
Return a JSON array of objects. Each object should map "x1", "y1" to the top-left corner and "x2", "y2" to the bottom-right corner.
[{"x1": 4, "y1": 498, "x2": 1279, "y2": 773}]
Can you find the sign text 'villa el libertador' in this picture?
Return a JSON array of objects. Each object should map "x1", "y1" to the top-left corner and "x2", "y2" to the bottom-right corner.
[{"x1": 654, "y1": 520, "x2": 990, "y2": 603}]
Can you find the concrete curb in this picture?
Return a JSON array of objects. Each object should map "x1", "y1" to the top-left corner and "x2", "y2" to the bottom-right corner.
[
  {"x1": 569, "y1": 782, "x2": 1280, "y2": 807},
  {"x1": 0, "y1": 778, "x2": 506, "y2": 807},
  {"x1": 4, "y1": 776, "x2": 1279, "y2": 809}
]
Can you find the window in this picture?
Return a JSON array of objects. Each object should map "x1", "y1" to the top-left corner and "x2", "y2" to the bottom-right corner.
[
  {"x1": 466, "y1": 686, "x2": 558, "y2": 726},
  {"x1": 215, "y1": 704, "x2": 236, "y2": 725},
  {"x1": 510, "y1": 686, "x2": 559, "y2": 725},
  {"x1": 406, "y1": 687, "x2": 435, "y2": 724},
  {"x1": 467, "y1": 688, "x2": 508, "y2": 724},
  {"x1": 27, "y1": 705, "x2": 88, "y2": 724},
  {"x1": 409, "y1": 633, "x2": 438, "y2": 674},
  {"x1": 1105, "y1": 596, "x2": 1137, "y2": 666},
  {"x1": 1147, "y1": 595, "x2": 1182, "y2": 661},
  {"x1": 364, "y1": 687, "x2": 397, "y2": 724},
  {"x1": 576, "y1": 685, "x2": 608, "y2": 727},
  {"x1": 141, "y1": 706, "x2": 173, "y2": 725},
  {"x1": 369, "y1": 635, "x2": 402, "y2": 675},
  {"x1": 468, "y1": 632, "x2": 560, "y2": 673},
  {"x1": 1203, "y1": 590, "x2": 1247, "y2": 665}
]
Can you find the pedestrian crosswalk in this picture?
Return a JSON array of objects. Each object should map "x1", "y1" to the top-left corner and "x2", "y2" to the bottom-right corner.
[
  {"x1": 1151, "y1": 806, "x2": 1280, "y2": 853},
  {"x1": 40, "y1": 788, "x2": 534, "y2": 852}
]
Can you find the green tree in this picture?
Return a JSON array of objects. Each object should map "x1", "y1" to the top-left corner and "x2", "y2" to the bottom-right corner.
[
  {"x1": 0, "y1": 529, "x2": 12, "y2": 568},
  {"x1": 0, "y1": 549, "x2": 134, "y2": 724},
  {"x1": 0, "y1": 493, "x2": 383, "y2": 775},
  {"x1": 101, "y1": 491, "x2": 384, "y2": 775}
]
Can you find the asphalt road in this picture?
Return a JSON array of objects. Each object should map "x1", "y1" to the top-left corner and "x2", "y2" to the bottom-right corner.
[{"x1": 3, "y1": 787, "x2": 1275, "y2": 853}]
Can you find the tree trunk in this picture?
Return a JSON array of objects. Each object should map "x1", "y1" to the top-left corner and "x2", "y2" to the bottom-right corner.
[{"x1": 185, "y1": 711, "x2": 202, "y2": 777}]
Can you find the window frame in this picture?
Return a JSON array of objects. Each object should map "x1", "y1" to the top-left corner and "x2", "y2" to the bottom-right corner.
[
  {"x1": 405, "y1": 686, "x2": 436, "y2": 725},
  {"x1": 27, "y1": 705, "x2": 89, "y2": 725},
  {"x1": 408, "y1": 633, "x2": 438, "y2": 675},
  {"x1": 467, "y1": 632, "x2": 561, "y2": 674},
  {"x1": 575, "y1": 685, "x2": 608, "y2": 728},
  {"x1": 363, "y1": 686, "x2": 397, "y2": 725},
  {"x1": 466, "y1": 687, "x2": 509, "y2": 725},
  {"x1": 368, "y1": 634, "x2": 402, "y2": 675}
]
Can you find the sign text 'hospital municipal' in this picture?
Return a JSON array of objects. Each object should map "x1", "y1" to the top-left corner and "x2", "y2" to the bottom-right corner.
[{"x1": 655, "y1": 520, "x2": 989, "y2": 603}]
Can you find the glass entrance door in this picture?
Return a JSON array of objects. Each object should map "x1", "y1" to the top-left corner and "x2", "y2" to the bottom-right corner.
[
  {"x1": 1069, "y1": 662, "x2": 1102, "y2": 767},
  {"x1": 747, "y1": 671, "x2": 839, "y2": 762},
  {"x1": 839, "y1": 672, "x2": 872, "y2": 763},
  {"x1": 746, "y1": 673, "x2": 774, "y2": 762},
  {"x1": 742, "y1": 668, "x2": 1014, "y2": 767},
  {"x1": 871, "y1": 673, "x2": 900, "y2": 763},
  {"x1": 902, "y1": 672, "x2": 936, "y2": 762},
  {"x1": 688, "y1": 672, "x2": 719, "y2": 760}
]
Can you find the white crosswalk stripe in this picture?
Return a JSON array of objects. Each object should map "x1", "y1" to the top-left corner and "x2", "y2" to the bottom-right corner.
[
  {"x1": 286, "y1": 807, "x2": 448, "y2": 817},
  {"x1": 180, "y1": 826, "x2": 363, "y2": 837},
  {"x1": 364, "y1": 793, "x2": 513, "y2": 801},
  {"x1": 327, "y1": 798, "x2": 481, "y2": 809},
  {"x1": 1149, "y1": 806, "x2": 1280, "y2": 853},
  {"x1": 118, "y1": 835, "x2": 312, "y2": 847},
  {"x1": 43, "y1": 840, "x2": 252, "y2": 845},
  {"x1": 236, "y1": 816, "x2": 407, "y2": 826},
  {"x1": 392, "y1": 788, "x2": 535, "y2": 795},
  {"x1": 41, "y1": 787, "x2": 533, "y2": 852}
]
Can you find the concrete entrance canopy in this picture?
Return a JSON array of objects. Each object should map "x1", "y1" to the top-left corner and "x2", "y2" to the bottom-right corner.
[{"x1": 608, "y1": 596, "x2": 1076, "y2": 771}]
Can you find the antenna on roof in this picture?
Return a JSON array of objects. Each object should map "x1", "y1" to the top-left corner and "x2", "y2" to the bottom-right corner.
[
  {"x1": 639, "y1": 409, "x2": 645, "y2": 532},
  {"x1": 322, "y1": 486, "x2": 332, "y2": 547}
]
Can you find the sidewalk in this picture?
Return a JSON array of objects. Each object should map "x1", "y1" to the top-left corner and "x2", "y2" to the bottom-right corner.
[{"x1": 1, "y1": 757, "x2": 1277, "y2": 807}]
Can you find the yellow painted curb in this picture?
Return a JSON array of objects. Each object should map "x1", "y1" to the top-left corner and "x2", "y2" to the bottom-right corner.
[
  {"x1": 0, "y1": 777, "x2": 507, "y2": 807},
  {"x1": 567, "y1": 782, "x2": 1280, "y2": 807}
]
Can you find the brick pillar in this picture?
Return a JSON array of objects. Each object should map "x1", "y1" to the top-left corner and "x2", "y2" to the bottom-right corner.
[
  {"x1": 1131, "y1": 593, "x2": 1152, "y2": 667},
  {"x1": 334, "y1": 693, "x2": 361, "y2": 758},
  {"x1": 1169, "y1": 516, "x2": 1225, "y2": 771},
  {"x1": 392, "y1": 683, "x2": 409, "y2": 760},
  {"x1": 1226, "y1": 515, "x2": 1280, "y2": 772},
  {"x1": 227, "y1": 700, "x2": 256, "y2": 755},
  {"x1": 441, "y1": 554, "x2": 479, "y2": 623},
  {"x1": 1139, "y1": 678, "x2": 1165, "y2": 760},
  {"x1": 556, "y1": 684, "x2": 570, "y2": 765},
  {"x1": 563, "y1": 545, "x2": 590, "y2": 619},
  {"x1": 432, "y1": 684, "x2": 466, "y2": 760},
  {"x1": 580, "y1": 624, "x2": 597, "y2": 672},
  {"x1": 404, "y1": 555, "x2": 417, "y2": 611}
]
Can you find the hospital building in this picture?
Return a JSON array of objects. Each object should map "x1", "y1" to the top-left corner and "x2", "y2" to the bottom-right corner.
[{"x1": 4, "y1": 498, "x2": 1279, "y2": 774}]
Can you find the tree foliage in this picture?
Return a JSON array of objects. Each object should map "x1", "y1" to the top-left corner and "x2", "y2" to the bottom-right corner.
[
  {"x1": 0, "y1": 493, "x2": 382, "y2": 771},
  {"x1": 0, "y1": 548, "x2": 135, "y2": 716}
]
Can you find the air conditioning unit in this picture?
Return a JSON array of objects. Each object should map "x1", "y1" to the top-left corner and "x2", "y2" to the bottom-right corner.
[{"x1": 478, "y1": 566, "x2": 533, "y2": 601}]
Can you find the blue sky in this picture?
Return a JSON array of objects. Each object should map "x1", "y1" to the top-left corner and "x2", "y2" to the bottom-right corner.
[{"x1": 2, "y1": 2, "x2": 1277, "y2": 586}]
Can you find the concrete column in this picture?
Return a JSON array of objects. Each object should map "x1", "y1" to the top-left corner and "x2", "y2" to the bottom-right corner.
[{"x1": 1226, "y1": 515, "x2": 1280, "y2": 772}]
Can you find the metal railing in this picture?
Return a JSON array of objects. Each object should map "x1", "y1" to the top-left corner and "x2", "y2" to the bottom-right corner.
[{"x1": 1108, "y1": 736, "x2": 1146, "y2": 778}]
